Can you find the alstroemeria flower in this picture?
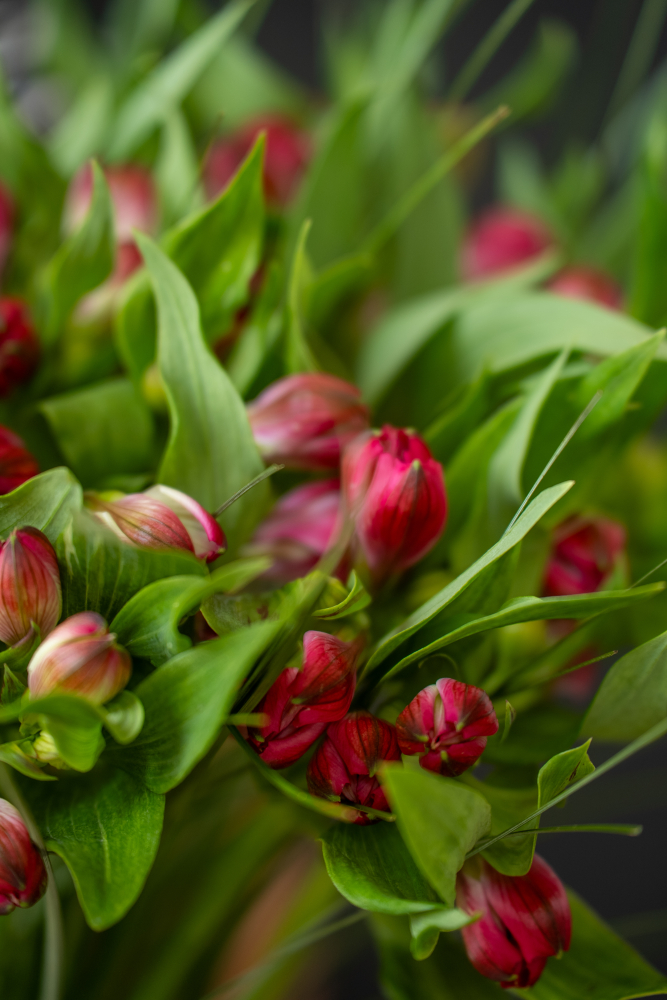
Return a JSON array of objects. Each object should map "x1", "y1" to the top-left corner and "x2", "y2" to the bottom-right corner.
[
  {"x1": 244, "y1": 631, "x2": 359, "y2": 769},
  {"x1": 457, "y1": 855, "x2": 571, "y2": 988},
  {"x1": 462, "y1": 206, "x2": 553, "y2": 281},
  {"x1": 27, "y1": 611, "x2": 131, "y2": 705},
  {"x1": 307, "y1": 712, "x2": 400, "y2": 824},
  {"x1": 396, "y1": 678, "x2": 498, "y2": 776},
  {"x1": 0, "y1": 800, "x2": 47, "y2": 914},
  {"x1": 87, "y1": 485, "x2": 226, "y2": 563},
  {"x1": 248, "y1": 373, "x2": 370, "y2": 471},
  {"x1": 0, "y1": 426, "x2": 39, "y2": 495},
  {"x1": 342, "y1": 426, "x2": 447, "y2": 585},
  {"x1": 0, "y1": 527, "x2": 61, "y2": 648},
  {"x1": 544, "y1": 515, "x2": 626, "y2": 597}
]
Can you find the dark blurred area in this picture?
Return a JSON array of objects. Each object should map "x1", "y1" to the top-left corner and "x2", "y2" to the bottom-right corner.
[{"x1": 69, "y1": 0, "x2": 667, "y2": 987}]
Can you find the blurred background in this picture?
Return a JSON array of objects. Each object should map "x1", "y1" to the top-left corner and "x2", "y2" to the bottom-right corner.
[{"x1": 1, "y1": 0, "x2": 666, "y2": 993}]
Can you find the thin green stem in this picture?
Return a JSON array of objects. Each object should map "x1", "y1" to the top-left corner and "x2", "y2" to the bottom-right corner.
[
  {"x1": 448, "y1": 0, "x2": 538, "y2": 101},
  {"x1": 213, "y1": 464, "x2": 284, "y2": 517},
  {"x1": 0, "y1": 765, "x2": 64, "y2": 1000},
  {"x1": 362, "y1": 105, "x2": 510, "y2": 255},
  {"x1": 481, "y1": 823, "x2": 642, "y2": 840},
  {"x1": 605, "y1": 0, "x2": 667, "y2": 124},
  {"x1": 466, "y1": 716, "x2": 667, "y2": 859}
]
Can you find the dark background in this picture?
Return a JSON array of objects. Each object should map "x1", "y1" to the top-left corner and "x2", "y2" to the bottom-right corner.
[{"x1": 79, "y1": 0, "x2": 667, "y2": 986}]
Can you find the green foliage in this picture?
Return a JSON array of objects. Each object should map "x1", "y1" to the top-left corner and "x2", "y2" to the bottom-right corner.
[
  {"x1": 584, "y1": 631, "x2": 667, "y2": 742},
  {"x1": 0, "y1": 468, "x2": 82, "y2": 542}
]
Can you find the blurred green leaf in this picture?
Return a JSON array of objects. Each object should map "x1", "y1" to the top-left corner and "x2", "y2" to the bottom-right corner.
[
  {"x1": 154, "y1": 107, "x2": 202, "y2": 226},
  {"x1": 321, "y1": 821, "x2": 443, "y2": 914},
  {"x1": 37, "y1": 161, "x2": 114, "y2": 344},
  {"x1": 106, "y1": 0, "x2": 255, "y2": 161},
  {"x1": 313, "y1": 571, "x2": 371, "y2": 619},
  {"x1": 285, "y1": 220, "x2": 319, "y2": 373},
  {"x1": 39, "y1": 378, "x2": 155, "y2": 487},
  {"x1": 0, "y1": 468, "x2": 82, "y2": 544},
  {"x1": 21, "y1": 693, "x2": 105, "y2": 772},
  {"x1": 102, "y1": 691, "x2": 145, "y2": 745},
  {"x1": 137, "y1": 233, "x2": 268, "y2": 545},
  {"x1": 523, "y1": 891, "x2": 667, "y2": 1000},
  {"x1": 21, "y1": 768, "x2": 164, "y2": 931},
  {"x1": 382, "y1": 765, "x2": 491, "y2": 907},
  {"x1": 114, "y1": 621, "x2": 278, "y2": 792},
  {"x1": 629, "y1": 90, "x2": 667, "y2": 328},
  {"x1": 58, "y1": 510, "x2": 205, "y2": 621},
  {"x1": 48, "y1": 75, "x2": 115, "y2": 177},
  {"x1": 584, "y1": 630, "x2": 667, "y2": 742},
  {"x1": 111, "y1": 558, "x2": 269, "y2": 665}
]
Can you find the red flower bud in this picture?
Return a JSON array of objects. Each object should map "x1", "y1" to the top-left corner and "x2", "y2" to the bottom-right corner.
[
  {"x1": 243, "y1": 479, "x2": 342, "y2": 584},
  {"x1": 0, "y1": 181, "x2": 14, "y2": 278},
  {"x1": 0, "y1": 426, "x2": 39, "y2": 494},
  {"x1": 245, "y1": 631, "x2": 359, "y2": 768},
  {"x1": 462, "y1": 207, "x2": 553, "y2": 281},
  {"x1": 247, "y1": 374, "x2": 370, "y2": 471},
  {"x1": 0, "y1": 299, "x2": 40, "y2": 398},
  {"x1": 547, "y1": 266, "x2": 623, "y2": 310},
  {"x1": 342, "y1": 426, "x2": 447, "y2": 584},
  {"x1": 0, "y1": 800, "x2": 47, "y2": 914},
  {"x1": 88, "y1": 485, "x2": 226, "y2": 563},
  {"x1": 396, "y1": 678, "x2": 498, "y2": 776},
  {"x1": 65, "y1": 163, "x2": 157, "y2": 245},
  {"x1": 203, "y1": 116, "x2": 311, "y2": 207},
  {"x1": 0, "y1": 527, "x2": 61, "y2": 648},
  {"x1": 457, "y1": 855, "x2": 571, "y2": 988},
  {"x1": 307, "y1": 711, "x2": 400, "y2": 824},
  {"x1": 544, "y1": 515, "x2": 626, "y2": 597},
  {"x1": 27, "y1": 611, "x2": 131, "y2": 705}
]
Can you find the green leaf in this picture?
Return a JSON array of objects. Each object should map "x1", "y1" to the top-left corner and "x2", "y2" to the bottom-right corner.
[
  {"x1": 583, "y1": 630, "x2": 667, "y2": 742},
  {"x1": 452, "y1": 292, "x2": 664, "y2": 385},
  {"x1": 154, "y1": 107, "x2": 201, "y2": 226},
  {"x1": 0, "y1": 741, "x2": 56, "y2": 781},
  {"x1": 409, "y1": 907, "x2": 477, "y2": 962},
  {"x1": 381, "y1": 585, "x2": 663, "y2": 681},
  {"x1": 523, "y1": 891, "x2": 667, "y2": 1000},
  {"x1": 381, "y1": 765, "x2": 491, "y2": 907},
  {"x1": 114, "y1": 621, "x2": 279, "y2": 792},
  {"x1": 21, "y1": 768, "x2": 165, "y2": 930},
  {"x1": 39, "y1": 378, "x2": 155, "y2": 487},
  {"x1": 321, "y1": 821, "x2": 443, "y2": 914},
  {"x1": 58, "y1": 510, "x2": 206, "y2": 622},
  {"x1": 38, "y1": 161, "x2": 114, "y2": 343},
  {"x1": 102, "y1": 691, "x2": 145, "y2": 745},
  {"x1": 0, "y1": 468, "x2": 82, "y2": 543},
  {"x1": 365, "y1": 481, "x2": 573, "y2": 674},
  {"x1": 106, "y1": 0, "x2": 255, "y2": 161},
  {"x1": 136, "y1": 233, "x2": 268, "y2": 546},
  {"x1": 424, "y1": 370, "x2": 492, "y2": 465},
  {"x1": 285, "y1": 219, "x2": 319, "y2": 373},
  {"x1": 48, "y1": 73, "x2": 115, "y2": 177},
  {"x1": 313, "y1": 571, "x2": 371, "y2": 619},
  {"x1": 111, "y1": 558, "x2": 269, "y2": 665}
]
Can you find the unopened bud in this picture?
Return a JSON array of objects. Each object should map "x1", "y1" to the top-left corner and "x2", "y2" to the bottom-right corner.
[
  {"x1": 27, "y1": 611, "x2": 131, "y2": 705},
  {"x1": 0, "y1": 299, "x2": 40, "y2": 398},
  {"x1": 0, "y1": 800, "x2": 47, "y2": 914},
  {"x1": 544, "y1": 515, "x2": 626, "y2": 597},
  {"x1": 461, "y1": 207, "x2": 553, "y2": 281},
  {"x1": 0, "y1": 527, "x2": 61, "y2": 648},
  {"x1": 547, "y1": 265, "x2": 623, "y2": 310},
  {"x1": 0, "y1": 426, "x2": 39, "y2": 495}
]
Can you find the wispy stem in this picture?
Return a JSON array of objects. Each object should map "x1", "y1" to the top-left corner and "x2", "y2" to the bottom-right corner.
[
  {"x1": 213, "y1": 464, "x2": 283, "y2": 517},
  {"x1": 448, "y1": 0, "x2": 538, "y2": 101}
]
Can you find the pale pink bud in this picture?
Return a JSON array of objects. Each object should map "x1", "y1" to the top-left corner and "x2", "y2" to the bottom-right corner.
[
  {"x1": 144, "y1": 485, "x2": 226, "y2": 562},
  {"x1": 247, "y1": 373, "x2": 370, "y2": 471},
  {"x1": 457, "y1": 855, "x2": 571, "y2": 988},
  {"x1": 0, "y1": 527, "x2": 61, "y2": 648},
  {"x1": 0, "y1": 800, "x2": 47, "y2": 914},
  {"x1": 396, "y1": 678, "x2": 498, "y2": 776},
  {"x1": 547, "y1": 265, "x2": 623, "y2": 310},
  {"x1": 64, "y1": 163, "x2": 157, "y2": 244},
  {"x1": 27, "y1": 611, "x2": 131, "y2": 705},
  {"x1": 242, "y1": 479, "x2": 342, "y2": 583},
  {"x1": 0, "y1": 426, "x2": 39, "y2": 495},
  {"x1": 0, "y1": 299, "x2": 40, "y2": 398},
  {"x1": 461, "y1": 207, "x2": 553, "y2": 281},
  {"x1": 244, "y1": 631, "x2": 359, "y2": 768},
  {"x1": 342, "y1": 426, "x2": 447, "y2": 584}
]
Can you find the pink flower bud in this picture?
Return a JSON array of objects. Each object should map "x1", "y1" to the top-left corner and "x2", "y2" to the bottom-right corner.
[
  {"x1": 88, "y1": 486, "x2": 226, "y2": 563},
  {"x1": 307, "y1": 711, "x2": 401, "y2": 824},
  {"x1": 27, "y1": 611, "x2": 131, "y2": 705},
  {"x1": 0, "y1": 181, "x2": 14, "y2": 278},
  {"x1": 64, "y1": 163, "x2": 157, "y2": 244},
  {"x1": 0, "y1": 800, "x2": 47, "y2": 914},
  {"x1": 544, "y1": 515, "x2": 626, "y2": 597},
  {"x1": 242, "y1": 479, "x2": 342, "y2": 584},
  {"x1": 461, "y1": 207, "x2": 553, "y2": 282},
  {"x1": 0, "y1": 528, "x2": 61, "y2": 648},
  {"x1": 203, "y1": 116, "x2": 311, "y2": 207},
  {"x1": 342, "y1": 426, "x2": 447, "y2": 584},
  {"x1": 244, "y1": 631, "x2": 359, "y2": 768},
  {"x1": 247, "y1": 374, "x2": 370, "y2": 471},
  {"x1": 547, "y1": 265, "x2": 623, "y2": 310},
  {"x1": 0, "y1": 426, "x2": 39, "y2": 495},
  {"x1": 0, "y1": 299, "x2": 40, "y2": 398},
  {"x1": 457, "y1": 855, "x2": 571, "y2": 988},
  {"x1": 396, "y1": 678, "x2": 498, "y2": 776}
]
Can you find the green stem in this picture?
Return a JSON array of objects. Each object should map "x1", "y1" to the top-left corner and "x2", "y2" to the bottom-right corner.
[
  {"x1": 480, "y1": 823, "x2": 642, "y2": 841},
  {"x1": 362, "y1": 105, "x2": 510, "y2": 255},
  {"x1": 0, "y1": 765, "x2": 64, "y2": 1000},
  {"x1": 466, "y1": 716, "x2": 667, "y2": 860},
  {"x1": 605, "y1": 0, "x2": 667, "y2": 124},
  {"x1": 448, "y1": 0, "x2": 538, "y2": 101}
]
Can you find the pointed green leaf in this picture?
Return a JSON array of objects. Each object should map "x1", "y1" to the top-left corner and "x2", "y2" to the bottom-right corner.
[{"x1": 0, "y1": 467, "x2": 82, "y2": 543}]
